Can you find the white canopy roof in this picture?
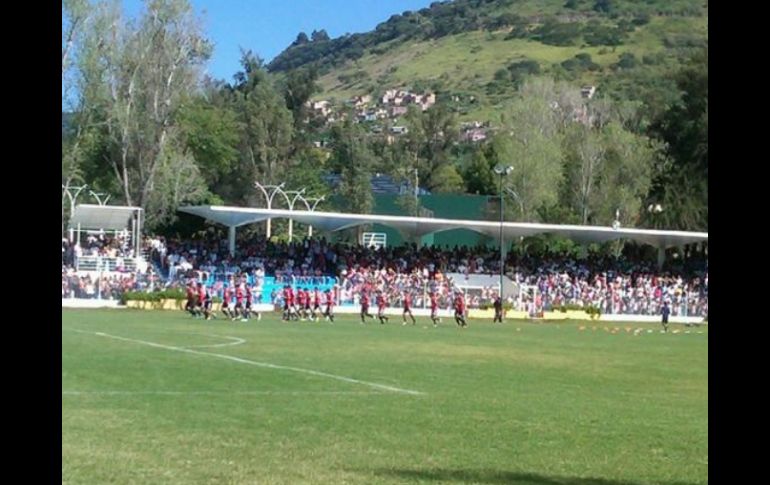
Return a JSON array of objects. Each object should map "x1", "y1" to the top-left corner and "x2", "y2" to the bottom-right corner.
[
  {"x1": 69, "y1": 204, "x2": 142, "y2": 231},
  {"x1": 178, "y1": 205, "x2": 708, "y2": 248}
]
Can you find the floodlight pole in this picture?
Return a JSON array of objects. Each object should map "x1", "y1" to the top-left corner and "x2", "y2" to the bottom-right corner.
[
  {"x1": 89, "y1": 190, "x2": 112, "y2": 206},
  {"x1": 494, "y1": 165, "x2": 514, "y2": 316},
  {"x1": 62, "y1": 184, "x2": 87, "y2": 243},
  {"x1": 647, "y1": 203, "x2": 665, "y2": 270},
  {"x1": 284, "y1": 189, "x2": 306, "y2": 242},
  {"x1": 298, "y1": 196, "x2": 325, "y2": 237},
  {"x1": 254, "y1": 182, "x2": 287, "y2": 239},
  {"x1": 135, "y1": 208, "x2": 143, "y2": 259}
]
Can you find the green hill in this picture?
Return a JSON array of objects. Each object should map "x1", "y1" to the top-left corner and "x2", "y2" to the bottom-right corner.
[{"x1": 269, "y1": 0, "x2": 707, "y2": 121}]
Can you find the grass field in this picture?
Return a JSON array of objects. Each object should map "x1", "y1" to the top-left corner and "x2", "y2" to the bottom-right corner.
[{"x1": 62, "y1": 309, "x2": 707, "y2": 484}]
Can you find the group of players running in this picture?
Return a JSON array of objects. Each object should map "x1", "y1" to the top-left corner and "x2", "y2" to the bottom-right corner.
[
  {"x1": 185, "y1": 280, "x2": 469, "y2": 327},
  {"x1": 280, "y1": 285, "x2": 336, "y2": 322},
  {"x1": 184, "y1": 279, "x2": 261, "y2": 322},
  {"x1": 359, "y1": 289, "x2": 468, "y2": 328}
]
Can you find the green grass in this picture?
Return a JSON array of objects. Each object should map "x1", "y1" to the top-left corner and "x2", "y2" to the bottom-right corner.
[{"x1": 62, "y1": 309, "x2": 707, "y2": 484}]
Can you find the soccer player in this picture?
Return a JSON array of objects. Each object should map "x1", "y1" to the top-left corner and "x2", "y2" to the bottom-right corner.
[
  {"x1": 185, "y1": 282, "x2": 197, "y2": 317},
  {"x1": 312, "y1": 288, "x2": 322, "y2": 322},
  {"x1": 296, "y1": 288, "x2": 306, "y2": 321},
  {"x1": 221, "y1": 285, "x2": 233, "y2": 319},
  {"x1": 246, "y1": 283, "x2": 261, "y2": 321},
  {"x1": 201, "y1": 284, "x2": 214, "y2": 320},
  {"x1": 454, "y1": 292, "x2": 468, "y2": 328},
  {"x1": 303, "y1": 288, "x2": 313, "y2": 320},
  {"x1": 493, "y1": 296, "x2": 503, "y2": 323},
  {"x1": 661, "y1": 300, "x2": 670, "y2": 332},
  {"x1": 324, "y1": 289, "x2": 335, "y2": 322},
  {"x1": 196, "y1": 283, "x2": 207, "y2": 320},
  {"x1": 233, "y1": 282, "x2": 244, "y2": 321},
  {"x1": 429, "y1": 291, "x2": 440, "y2": 327},
  {"x1": 242, "y1": 282, "x2": 252, "y2": 322},
  {"x1": 360, "y1": 290, "x2": 374, "y2": 323},
  {"x1": 286, "y1": 285, "x2": 299, "y2": 321},
  {"x1": 401, "y1": 291, "x2": 416, "y2": 326},
  {"x1": 282, "y1": 285, "x2": 292, "y2": 321},
  {"x1": 376, "y1": 291, "x2": 389, "y2": 324}
]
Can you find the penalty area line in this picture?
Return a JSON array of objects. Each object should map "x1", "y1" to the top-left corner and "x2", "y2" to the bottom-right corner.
[{"x1": 65, "y1": 328, "x2": 424, "y2": 396}]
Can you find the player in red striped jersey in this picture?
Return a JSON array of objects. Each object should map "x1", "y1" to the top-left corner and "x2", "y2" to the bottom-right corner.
[
  {"x1": 401, "y1": 291, "x2": 416, "y2": 326},
  {"x1": 323, "y1": 289, "x2": 335, "y2": 322},
  {"x1": 454, "y1": 292, "x2": 468, "y2": 328},
  {"x1": 376, "y1": 291, "x2": 389, "y2": 324},
  {"x1": 429, "y1": 291, "x2": 440, "y2": 327},
  {"x1": 232, "y1": 282, "x2": 245, "y2": 321},
  {"x1": 360, "y1": 290, "x2": 374, "y2": 323},
  {"x1": 312, "y1": 288, "x2": 322, "y2": 322},
  {"x1": 221, "y1": 285, "x2": 233, "y2": 319}
]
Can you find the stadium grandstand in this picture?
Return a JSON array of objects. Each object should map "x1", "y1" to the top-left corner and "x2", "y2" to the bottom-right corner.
[{"x1": 63, "y1": 203, "x2": 707, "y2": 322}]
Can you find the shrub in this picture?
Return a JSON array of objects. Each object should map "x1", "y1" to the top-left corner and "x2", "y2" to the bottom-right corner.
[
  {"x1": 533, "y1": 20, "x2": 582, "y2": 46},
  {"x1": 123, "y1": 288, "x2": 187, "y2": 303},
  {"x1": 614, "y1": 52, "x2": 637, "y2": 69}
]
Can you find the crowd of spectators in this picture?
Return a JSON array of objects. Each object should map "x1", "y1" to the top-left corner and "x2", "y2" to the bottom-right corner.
[
  {"x1": 61, "y1": 267, "x2": 153, "y2": 300},
  {"x1": 66, "y1": 232, "x2": 708, "y2": 318}
]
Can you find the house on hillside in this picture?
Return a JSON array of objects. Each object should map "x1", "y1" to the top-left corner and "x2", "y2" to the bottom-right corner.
[
  {"x1": 390, "y1": 106, "x2": 408, "y2": 117},
  {"x1": 351, "y1": 94, "x2": 371, "y2": 108},
  {"x1": 381, "y1": 89, "x2": 400, "y2": 105},
  {"x1": 358, "y1": 111, "x2": 377, "y2": 122},
  {"x1": 462, "y1": 128, "x2": 488, "y2": 143},
  {"x1": 418, "y1": 92, "x2": 436, "y2": 110},
  {"x1": 307, "y1": 100, "x2": 332, "y2": 118}
]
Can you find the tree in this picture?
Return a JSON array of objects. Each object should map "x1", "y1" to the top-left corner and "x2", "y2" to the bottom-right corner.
[
  {"x1": 283, "y1": 65, "x2": 320, "y2": 134},
  {"x1": 73, "y1": 0, "x2": 213, "y2": 228},
  {"x1": 648, "y1": 47, "x2": 708, "y2": 230},
  {"x1": 615, "y1": 52, "x2": 637, "y2": 70},
  {"x1": 563, "y1": 123, "x2": 607, "y2": 225},
  {"x1": 284, "y1": 147, "x2": 331, "y2": 199},
  {"x1": 402, "y1": 103, "x2": 459, "y2": 192},
  {"x1": 518, "y1": 77, "x2": 583, "y2": 131},
  {"x1": 293, "y1": 32, "x2": 309, "y2": 46},
  {"x1": 594, "y1": 0, "x2": 614, "y2": 14},
  {"x1": 428, "y1": 164, "x2": 465, "y2": 193},
  {"x1": 591, "y1": 122, "x2": 659, "y2": 226},
  {"x1": 62, "y1": 0, "x2": 91, "y2": 77},
  {"x1": 311, "y1": 29, "x2": 330, "y2": 42},
  {"x1": 330, "y1": 117, "x2": 375, "y2": 215},
  {"x1": 177, "y1": 97, "x2": 239, "y2": 186},
  {"x1": 463, "y1": 148, "x2": 496, "y2": 195},
  {"x1": 62, "y1": 0, "x2": 118, "y2": 231},
  {"x1": 562, "y1": 115, "x2": 660, "y2": 227},
  {"x1": 227, "y1": 53, "x2": 295, "y2": 202},
  {"x1": 492, "y1": 92, "x2": 564, "y2": 221}
]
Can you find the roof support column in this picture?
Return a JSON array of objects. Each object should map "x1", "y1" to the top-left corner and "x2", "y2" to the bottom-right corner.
[
  {"x1": 134, "y1": 209, "x2": 142, "y2": 258},
  {"x1": 657, "y1": 246, "x2": 666, "y2": 271},
  {"x1": 228, "y1": 226, "x2": 236, "y2": 257}
]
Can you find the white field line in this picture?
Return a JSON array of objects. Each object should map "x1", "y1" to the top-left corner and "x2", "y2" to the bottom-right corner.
[
  {"x1": 183, "y1": 334, "x2": 246, "y2": 349},
  {"x1": 62, "y1": 390, "x2": 384, "y2": 396},
  {"x1": 66, "y1": 328, "x2": 424, "y2": 396}
]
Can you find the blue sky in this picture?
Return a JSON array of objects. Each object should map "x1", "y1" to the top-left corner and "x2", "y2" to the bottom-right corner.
[{"x1": 121, "y1": 0, "x2": 436, "y2": 82}]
